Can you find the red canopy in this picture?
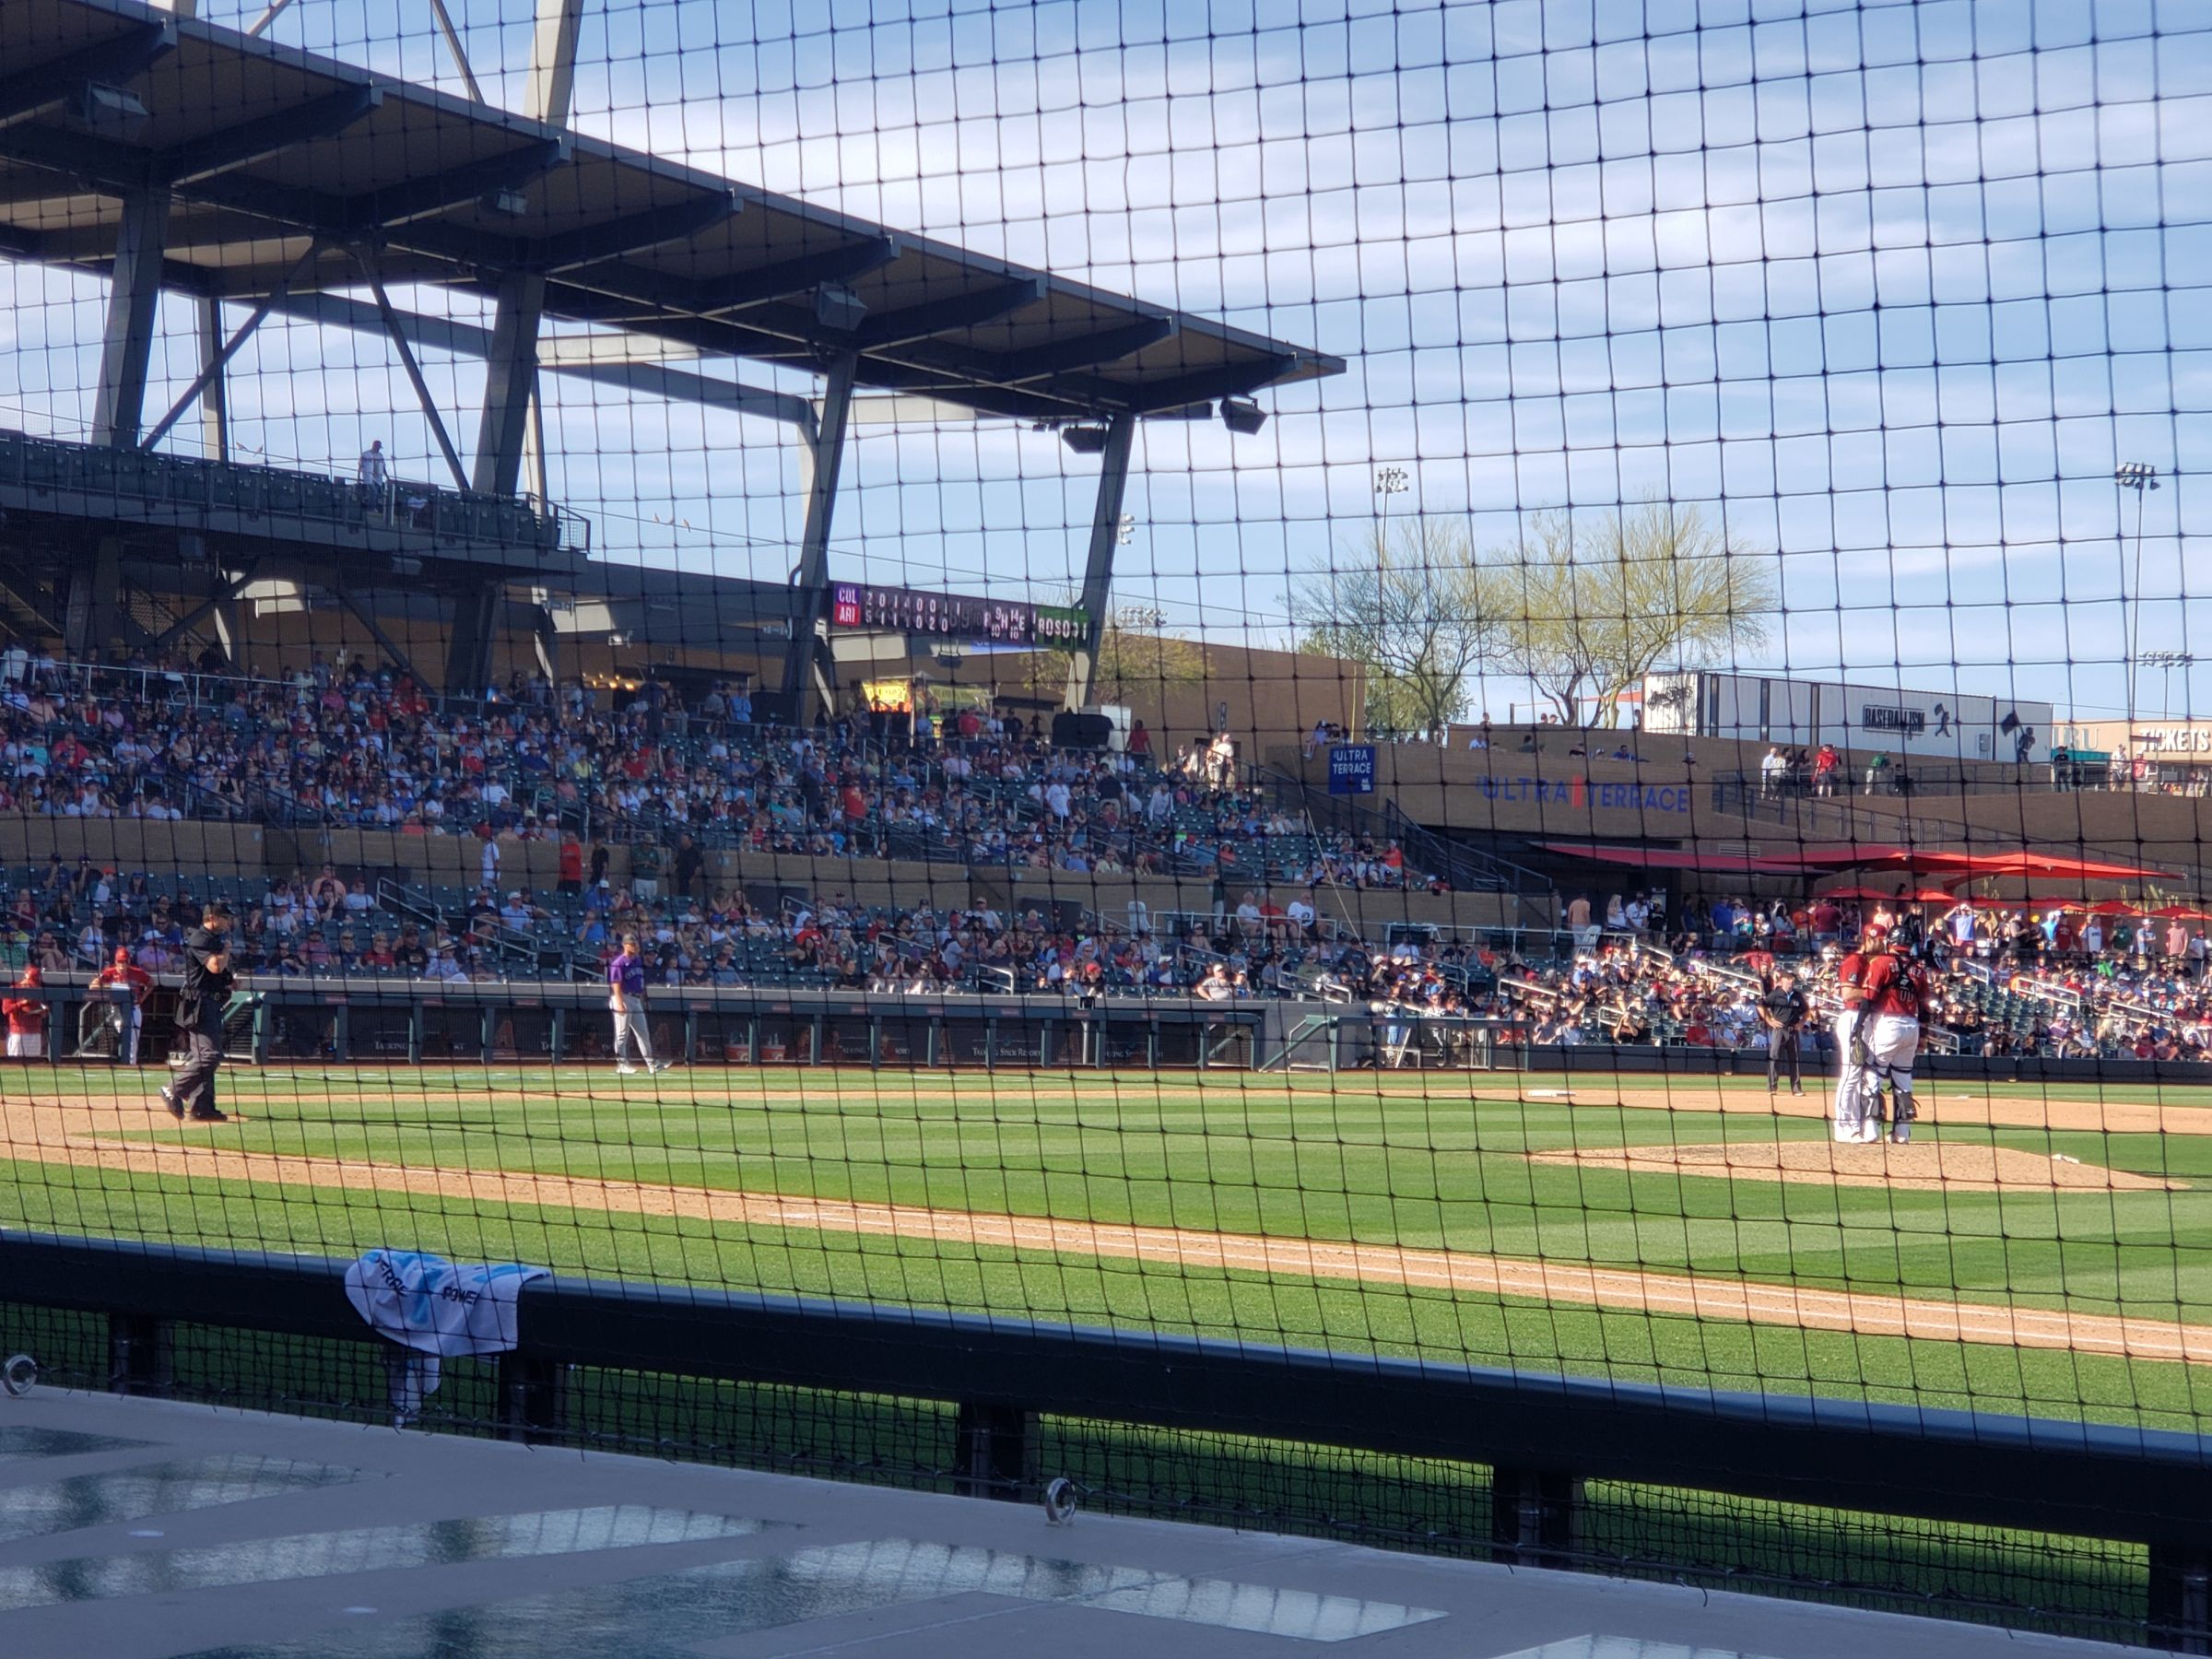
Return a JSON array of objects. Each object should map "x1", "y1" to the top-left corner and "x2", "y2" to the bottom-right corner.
[
  {"x1": 1535, "y1": 842, "x2": 1809, "y2": 873},
  {"x1": 1935, "y1": 851, "x2": 2173, "y2": 883},
  {"x1": 1817, "y1": 884, "x2": 1959, "y2": 902},
  {"x1": 1787, "y1": 846, "x2": 2172, "y2": 882}
]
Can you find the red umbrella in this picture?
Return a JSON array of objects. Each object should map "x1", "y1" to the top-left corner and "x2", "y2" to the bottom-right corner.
[
  {"x1": 1817, "y1": 884, "x2": 1961, "y2": 902},
  {"x1": 2147, "y1": 904, "x2": 2212, "y2": 921}
]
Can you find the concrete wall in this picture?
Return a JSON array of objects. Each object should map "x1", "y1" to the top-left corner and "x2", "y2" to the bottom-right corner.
[{"x1": 0, "y1": 820, "x2": 265, "y2": 873}]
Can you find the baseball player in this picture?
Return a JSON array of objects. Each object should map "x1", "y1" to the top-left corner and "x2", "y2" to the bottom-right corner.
[
  {"x1": 1855, "y1": 931, "x2": 1933, "y2": 1144},
  {"x1": 91, "y1": 946, "x2": 154, "y2": 1064},
  {"x1": 607, "y1": 932, "x2": 669, "y2": 1077},
  {"x1": 2, "y1": 965, "x2": 46, "y2": 1059},
  {"x1": 1830, "y1": 925, "x2": 1877, "y2": 1141}
]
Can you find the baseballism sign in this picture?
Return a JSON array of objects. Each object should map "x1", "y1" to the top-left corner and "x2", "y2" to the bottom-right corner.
[{"x1": 1861, "y1": 705, "x2": 1928, "y2": 734}]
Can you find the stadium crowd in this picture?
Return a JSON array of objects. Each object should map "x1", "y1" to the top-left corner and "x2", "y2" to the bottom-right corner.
[
  {"x1": 4, "y1": 648, "x2": 2209, "y2": 1064},
  {"x1": 6, "y1": 852, "x2": 2210, "y2": 1064},
  {"x1": 0, "y1": 646, "x2": 1435, "y2": 890}
]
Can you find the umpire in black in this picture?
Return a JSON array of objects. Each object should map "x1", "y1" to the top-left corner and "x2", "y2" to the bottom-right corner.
[
  {"x1": 162, "y1": 901, "x2": 234, "y2": 1123},
  {"x1": 1759, "y1": 968, "x2": 1808, "y2": 1097}
]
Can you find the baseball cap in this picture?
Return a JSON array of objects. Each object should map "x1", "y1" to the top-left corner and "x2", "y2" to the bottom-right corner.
[
  {"x1": 113, "y1": 947, "x2": 129, "y2": 962},
  {"x1": 204, "y1": 900, "x2": 232, "y2": 922}
]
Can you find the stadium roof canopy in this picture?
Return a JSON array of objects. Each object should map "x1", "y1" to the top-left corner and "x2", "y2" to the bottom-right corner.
[{"x1": 0, "y1": 0, "x2": 1342, "y2": 424}]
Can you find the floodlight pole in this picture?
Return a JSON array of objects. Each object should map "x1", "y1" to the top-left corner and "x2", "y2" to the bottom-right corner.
[
  {"x1": 2116, "y1": 461, "x2": 2159, "y2": 760},
  {"x1": 1065, "y1": 412, "x2": 1136, "y2": 712}
]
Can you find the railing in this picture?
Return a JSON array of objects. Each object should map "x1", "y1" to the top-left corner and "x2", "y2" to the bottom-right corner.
[
  {"x1": 1254, "y1": 763, "x2": 1554, "y2": 910},
  {"x1": 2, "y1": 1227, "x2": 2206, "y2": 1647},
  {"x1": 0, "y1": 427, "x2": 583, "y2": 555}
]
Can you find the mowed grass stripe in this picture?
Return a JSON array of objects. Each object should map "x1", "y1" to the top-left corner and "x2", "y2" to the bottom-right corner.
[
  {"x1": 7, "y1": 1124, "x2": 2212, "y2": 1364},
  {"x1": 4, "y1": 1157, "x2": 2203, "y2": 1433},
  {"x1": 16, "y1": 1067, "x2": 2212, "y2": 1316}
]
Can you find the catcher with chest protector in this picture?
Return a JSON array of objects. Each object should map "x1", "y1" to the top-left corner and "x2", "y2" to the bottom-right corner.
[{"x1": 1851, "y1": 929, "x2": 1934, "y2": 1145}]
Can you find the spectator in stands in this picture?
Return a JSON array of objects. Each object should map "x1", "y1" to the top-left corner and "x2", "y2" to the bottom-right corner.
[
  {"x1": 673, "y1": 831, "x2": 706, "y2": 904},
  {"x1": 358, "y1": 439, "x2": 388, "y2": 501},
  {"x1": 630, "y1": 838, "x2": 665, "y2": 900}
]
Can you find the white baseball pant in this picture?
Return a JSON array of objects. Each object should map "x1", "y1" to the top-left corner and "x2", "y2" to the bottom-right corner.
[
  {"x1": 1865, "y1": 1014, "x2": 1921, "y2": 1141},
  {"x1": 105, "y1": 1004, "x2": 142, "y2": 1063},
  {"x1": 612, "y1": 1002, "x2": 656, "y2": 1065},
  {"x1": 1831, "y1": 1010, "x2": 1869, "y2": 1136},
  {"x1": 6, "y1": 1032, "x2": 41, "y2": 1059}
]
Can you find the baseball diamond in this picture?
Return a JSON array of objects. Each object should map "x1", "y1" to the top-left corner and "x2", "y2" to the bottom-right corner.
[{"x1": 2, "y1": 0, "x2": 2211, "y2": 1652}]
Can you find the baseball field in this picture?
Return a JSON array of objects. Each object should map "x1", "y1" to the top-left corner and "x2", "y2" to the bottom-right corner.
[{"x1": 3, "y1": 1062, "x2": 2209, "y2": 1431}]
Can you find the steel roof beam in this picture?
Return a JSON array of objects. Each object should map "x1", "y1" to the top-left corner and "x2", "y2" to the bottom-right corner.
[
  {"x1": 161, "y1": 85, "x2": 383, "y2": 185},
  {"x1": 260, "y1": 288, "x2": 815, "y2": 427},
  {"x1": 534, "y1": 191, "x2": 742, "y2": 274},
  {"x1": 897, "y1": 315, "x2": 1176, "y2": 395},
  {"x1": 1121, "y1": 355, "x2": 1301, "y2": 415},
  {"x1": 845, "y1": 276, "x2": 1042, "y2": 350},
  {"x1": 700, "y1": 237, "x2": 900, "y2": 315},
  {"x1": 1002, "y1": 315, "x2": 1176, "y2": 382},
  {"x1": 0, "y1": 18, "x2": 176, "y2": 127},
  {"x1": 519, "y1": 235, "x2": 900, "y2": 340},
  {"x1": 346, "y1": 135, "x2": 570, "y2": 230}
]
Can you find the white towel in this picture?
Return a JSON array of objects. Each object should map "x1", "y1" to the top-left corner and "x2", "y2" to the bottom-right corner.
[{"x1": 343, "y1": 1250, "x2": 550, "y2": 1418}]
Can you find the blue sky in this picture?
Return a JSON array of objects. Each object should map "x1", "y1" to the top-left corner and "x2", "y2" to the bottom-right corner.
[{"x1": 1, "y1": 0, "x2": 2206, "y2": 722}]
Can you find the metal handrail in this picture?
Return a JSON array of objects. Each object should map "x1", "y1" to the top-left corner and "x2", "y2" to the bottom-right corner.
[{"x1": 3, "y1": 1224, "x2": 2207, "y2": 1592}]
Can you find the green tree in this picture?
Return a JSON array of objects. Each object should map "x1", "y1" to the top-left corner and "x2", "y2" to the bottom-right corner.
[
  {"x1": 1477, "y1": 502, "x2": 1775, "y2": 724},
  {"x1": 1016, "y1": 608, "x2": 1212, "y2": 705},
  {"x1": 1294, "y1": 515, "x2": 1491, "y2": 735}
]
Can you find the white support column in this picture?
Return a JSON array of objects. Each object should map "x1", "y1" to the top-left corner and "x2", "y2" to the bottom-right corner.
[
  {"x1": 196, "y1": 297, "x2": 229, "y2": 462},
  {"x1": 779, "y1": 353, "x2": 860, "y2": 722},
  {"x1": 91, "y1": 191, "x2": 171, "y2": 449},
  {"x1": 471, "y1": 0, "x2": 586, "y2": 499},
  {"x1": 1064, "y1": 414, "x2": 1136, "y2": 711}
]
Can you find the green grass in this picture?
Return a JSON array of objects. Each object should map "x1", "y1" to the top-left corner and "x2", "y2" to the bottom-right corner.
[{"x1": 6, "y1": 1064, "x2": 2212, "y2": 1429}]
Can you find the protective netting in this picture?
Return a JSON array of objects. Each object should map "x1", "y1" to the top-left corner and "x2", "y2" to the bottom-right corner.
[{"x1": 0, "y1": 0, "x2": 2209, "y2": 1641}]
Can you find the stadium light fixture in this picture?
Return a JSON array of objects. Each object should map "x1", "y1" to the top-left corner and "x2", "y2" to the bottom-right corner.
[
  {"x1": 1219, "y1": 396, "x2": 1267, "y2": 435},
  {"x1": 2115, "y1": 461, "x2": 2160, "y2": 490},
  {"x1": 813, "y1": 282, "x2": 868, "y2": 334},
  {"x1": 65, "y1": 83, "x2": 151, "y2": 140}
]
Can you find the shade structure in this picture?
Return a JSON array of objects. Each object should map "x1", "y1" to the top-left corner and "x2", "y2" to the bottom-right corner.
[
  {"x1": 1815, "y1": 885, "x2": 1960, "y2": 902},
  {"x1": 1789, "y1": 846, "x2": 2174, "y2": 883},
  {"x1": 1933, "y1": 851, "x2": 2174, "y2": 884},
  {"x1": 1533, "y1": 842, "x2": 1813, "y2": 874}
]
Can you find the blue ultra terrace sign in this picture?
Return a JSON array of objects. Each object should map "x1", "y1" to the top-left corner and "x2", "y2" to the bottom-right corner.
[{"x1": 1327, "y1": 744, "x2": 1376, "y2": 795}]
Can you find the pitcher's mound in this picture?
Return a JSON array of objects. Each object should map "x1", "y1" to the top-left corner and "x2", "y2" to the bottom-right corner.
[{"x1": 1527, "y1": 1139, "x2": 2182, "y2": 1193}]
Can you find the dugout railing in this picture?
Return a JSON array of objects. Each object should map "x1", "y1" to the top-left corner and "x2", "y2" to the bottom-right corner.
[
  {"x1": 21, "y1": 974, "x2": 2212, "y2": 1083},
  {"x1": 0, "y1": 1226, "x2": 2206, "y2": 1649}
]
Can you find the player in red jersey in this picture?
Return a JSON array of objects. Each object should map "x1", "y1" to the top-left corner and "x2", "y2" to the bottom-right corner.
[
  {"x1": 1855, "y1": 931, "x2": 1934, "y2": 1145},
  {"x1": 91, "y1": 946, "x2": 155, "y2": 1064}
]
